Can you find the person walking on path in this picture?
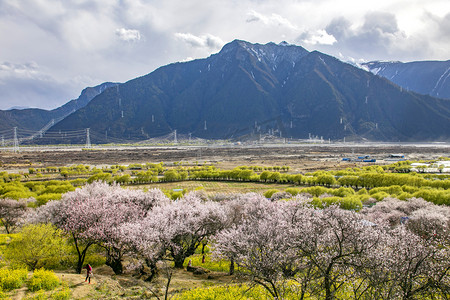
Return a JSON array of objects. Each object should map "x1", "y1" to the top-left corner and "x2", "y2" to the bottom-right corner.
[{"x1": 84, "y1": 264, "x2": 93, "y2": 284}]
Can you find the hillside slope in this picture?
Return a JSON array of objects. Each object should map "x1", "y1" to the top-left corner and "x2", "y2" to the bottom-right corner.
[{"x1": 363, "y1": 60, "x2": 450, "y2": 99}]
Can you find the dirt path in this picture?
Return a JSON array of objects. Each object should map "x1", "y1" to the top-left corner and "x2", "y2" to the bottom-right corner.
[{"x1": 58, "y1": 273, "x2": 97, "y2": 299}]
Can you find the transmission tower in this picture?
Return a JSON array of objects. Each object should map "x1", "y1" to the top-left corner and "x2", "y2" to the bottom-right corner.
[
  {"x1": 173, "y1": 130, "x2": 177, "y2": 143},
  {"x1": 86, "y1": 128, "x2": 91, "y2": 148},
  {"x1": 1, "y1": 135, "x2": 4, "y2": 147},
  {"x1": 13, "y1": 127, "x2": 19, "y2": 153}
]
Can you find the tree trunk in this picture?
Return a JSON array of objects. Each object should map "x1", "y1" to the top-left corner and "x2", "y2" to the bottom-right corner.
[
  {"x1": 164, "y1": 271, "x2": 172, "y2": 300},
  {"x1": 4, "y1": 224, "x2": 10, "y2": 234},
  {"x1": 324, "y1": 274, "x2": 332, "y2": 300},
  {"x1": 105, "y1": 248, "x2": 123, "y2": 274},
  {"x1": 143, "y1": 258, "x2": 158, "y2": 282},
  {"x1": 174, "y1": 255, "x2": 185, "y2": 269},
  {"x1": 324, "y1": 265, "x2": 333, "y2": 300},
  {"x1": 73, "y1": 234, "x2": 92, "y2": 274},
  {"x1": 106, "y1": 255, "x2": 123, "y2": 274},
  {"x1": 229, "y1": 257, "x2": 235, "y2": 275}
]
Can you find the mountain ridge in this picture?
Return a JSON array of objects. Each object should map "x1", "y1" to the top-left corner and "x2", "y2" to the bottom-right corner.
[
  {"x1": 48, "y1": 40, "x2": 450, "y2": 143},
  {"x1": 0, "y1": 82, "x2": 119, "y2": 135},
  {"x1": 363, "y1": 60, "x2": 450, "y2": 99}
]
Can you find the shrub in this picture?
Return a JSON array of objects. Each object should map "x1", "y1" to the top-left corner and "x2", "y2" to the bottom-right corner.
[
  {"x1": 51, "y1": 283, "x2": 71, "y2": 300},
  {"x1": 87, "y1": 173, "x2": 112, "y2": 184},
  {"x1": 0, "y1": 268, "x2": 28, "y2": 290},
  {"x1": 371, "y1": 192, "x2": 390, "y2": 202},
  {"x1": 397, "y1": 192, "x2": 413, "y2": 200},
  {"x1": 35, "y1": 194, "x2": 62, "y2": 206},
  {"x1": 357, "y1": 188, "x2": 368, "y2": 195},
  {"x1": 69, "y1": 178, "x2": 87, "y2": 187},
  {"x1": 270, "y1": 192, "x2": 292, "y2": 201},
  {"x1": 171, "y1": 191, "x2": 184, "y2": 200},
  {"x1": 285, "y1": 187, "x2": 301, "y2": 196},
  {"x1": 183, "y1": 254, "x2": 230, "y2": 272},
  {"x1": 113, "y1": 174, "x2": 131, "y2": 185},
  {"x1": 84, "y1": 253, "x2": 106, "y2": 268},
  {"x1": 263, "y1": 189, "x2": 280, "y2": 199},
  {"x1": 173, "y1": 284, "x2": 268, "y2": 300},
  {"x1": 339, "y1": 196, "x2": 363, "y2": 211},
  {"x1": 24, "y1": 290, "x2": 47, "y2": 300},
  {"x1": 301, "y1": 186, "x2": 328, "y2": 197},
  {"x1": 163, "y1": 170, "x2": 179, "y2": 182},
  {"x1": 5, "y1": 224, "x2": 69, "y2": 270},
  {"x1": 28, "y1": 269, "x2": 60, "y2": 292},
  {"x1": 331, "y1": 187, "x2": 356, "y2": 197}
]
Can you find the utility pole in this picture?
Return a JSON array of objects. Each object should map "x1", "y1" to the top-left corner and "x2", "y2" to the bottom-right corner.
[
  {"x1": 174, "y1": 130, "x2": 177, "y2": 144},
  {"x1": 86, "y1": 128, "x2": 91, "y2": 148},
  {"x1": 13, "y1": 127, "x2": 19, "y2": 153},
  {"x1": 1, "y1": 135, "x2": 4, "y2": 147}
]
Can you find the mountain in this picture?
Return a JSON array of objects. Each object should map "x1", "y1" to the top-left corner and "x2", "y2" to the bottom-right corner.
[
  {"x1": 48, "y1": 40, "x2": 450, "y2": 142},
  {"x1": 0, "y1": 82, "x2": 118, "y2": 138},
  {"x1": 363, "y1": 60, "x2": 450, "y2": 99}
]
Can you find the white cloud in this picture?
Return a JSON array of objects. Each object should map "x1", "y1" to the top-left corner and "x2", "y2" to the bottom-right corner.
[
  {"x1": 0, "y1": 62, "x2": 39, "y2": 78},
  {"x1": 115, "y1": 28, "x2": 141, "y2": 42},
  {"x1": 174, "y1": 33, "x2": 224, "y2": 50},
  {"x1": 318, "y1": 12, "x2": 422, "y2": 61},
  {"x1": 298, "y1": 29, "x2": 336, "y2": 45},
  {"x1": 246, "y1": 10, "x2": 297, "y2": 30}
]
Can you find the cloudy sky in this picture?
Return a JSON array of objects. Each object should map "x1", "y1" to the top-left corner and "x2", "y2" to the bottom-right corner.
[{"x1": 1, "y1": 0, "x2": 449, "y2": 110}]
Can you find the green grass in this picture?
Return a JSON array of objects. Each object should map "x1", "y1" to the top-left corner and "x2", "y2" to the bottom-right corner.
[{"x1": 184, "y1": 254, "x2": 232, "y2": 273}]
